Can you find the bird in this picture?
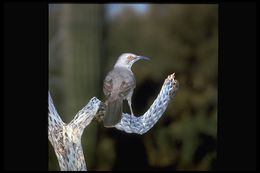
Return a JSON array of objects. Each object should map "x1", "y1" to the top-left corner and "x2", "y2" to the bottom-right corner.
[{"x1": 103, "y1": 53, "x2": 150, "y2": 127}]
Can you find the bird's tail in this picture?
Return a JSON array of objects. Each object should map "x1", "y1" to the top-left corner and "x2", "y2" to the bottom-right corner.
[{"x1": 103, "y1": 98, "x2": 123, "y2": 127}]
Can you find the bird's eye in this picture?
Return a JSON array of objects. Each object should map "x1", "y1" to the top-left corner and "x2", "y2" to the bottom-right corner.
[{"x1": 127, "y1": 56, "x2": 135, "y2": 61}]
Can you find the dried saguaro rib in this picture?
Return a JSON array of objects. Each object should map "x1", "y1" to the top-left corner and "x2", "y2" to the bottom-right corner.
[
  {"x1": 48, "y1": 73, "x2": 179, "y2": 171},
  {"x1": 48, "y1": 94, "x2": 101, "y2": 171},
  {"x1": 115, "y1": 73, "x2": 179, "y2": 134}
]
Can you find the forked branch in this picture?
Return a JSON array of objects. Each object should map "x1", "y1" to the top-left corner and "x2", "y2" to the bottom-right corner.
[{"x1": 48, "y1": 73, "x2": 179, "y2": 171}]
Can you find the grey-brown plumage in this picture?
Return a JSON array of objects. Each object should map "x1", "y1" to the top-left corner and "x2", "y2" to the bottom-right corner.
[{"x1": 103, "y1": 53, "x2": 149, "y2": 127}]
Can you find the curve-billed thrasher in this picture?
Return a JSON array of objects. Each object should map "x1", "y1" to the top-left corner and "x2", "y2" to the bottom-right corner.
[{"x1": 103, "y1": 53, "x2": 150, "y2": 127}]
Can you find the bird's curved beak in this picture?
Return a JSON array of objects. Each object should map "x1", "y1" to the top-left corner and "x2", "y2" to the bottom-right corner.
[{"x1": 137, "y1": 56, "x2": 150, "y2": 61}]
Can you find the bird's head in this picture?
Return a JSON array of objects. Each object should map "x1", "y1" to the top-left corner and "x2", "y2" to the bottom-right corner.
[{"x1": 114, "y1": 53, "x2": 150, "y2": 69}]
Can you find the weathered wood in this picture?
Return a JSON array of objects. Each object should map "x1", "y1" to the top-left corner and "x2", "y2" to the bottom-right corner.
[{"x1": 48, "y1": 73, "x2": 178, "y2": 171}]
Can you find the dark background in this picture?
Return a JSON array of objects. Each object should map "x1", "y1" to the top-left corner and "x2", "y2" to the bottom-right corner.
[{"x1": 4, "y1": 2, "x2": 256, "y2": 171}]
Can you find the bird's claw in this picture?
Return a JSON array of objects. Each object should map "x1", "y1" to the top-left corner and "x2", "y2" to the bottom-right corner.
[{"x1": 94, "y1": 101, "x2": 106, "y2": 122}]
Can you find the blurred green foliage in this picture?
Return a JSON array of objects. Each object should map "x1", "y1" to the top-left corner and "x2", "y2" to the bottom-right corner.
[{"x1": 49, "y1": 4, "x2": 217, "y2": 171}]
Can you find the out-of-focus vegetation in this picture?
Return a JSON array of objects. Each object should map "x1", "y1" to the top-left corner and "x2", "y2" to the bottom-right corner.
[{"x1": 49, "y1": 4, "x2": 217, "y2": 171}]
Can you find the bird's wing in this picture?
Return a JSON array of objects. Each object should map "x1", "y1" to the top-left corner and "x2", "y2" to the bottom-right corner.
[
  {"x1": 119, "y1": 77, "x2": 136, "y2": 98},
  {"x1": 104, "y1": 68, "x2": 136, "y2": 98},
  {"x1": 103, "y1": 74, "x2": 113, "y2": 97}
]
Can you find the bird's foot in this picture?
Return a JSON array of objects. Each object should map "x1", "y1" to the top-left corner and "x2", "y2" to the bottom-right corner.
[{"x1": 94, "y1": 101, "x2": 106, "y2": 122}]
